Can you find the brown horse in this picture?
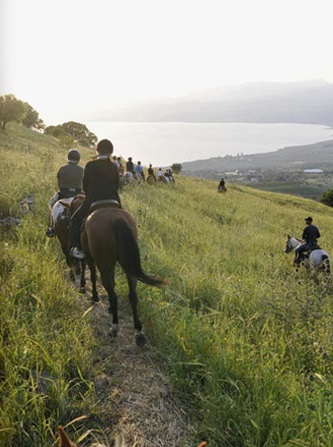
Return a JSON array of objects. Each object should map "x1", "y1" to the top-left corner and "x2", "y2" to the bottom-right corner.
[
  {"x1": 58, "y1": 425, "x2": 208, "y2": 446},
  {"x1": 80, "y1": 202, "x2": 168, "y2": 346},
  {"x1": 52, "y1": 196, "x2": 86, "y2": 292}
]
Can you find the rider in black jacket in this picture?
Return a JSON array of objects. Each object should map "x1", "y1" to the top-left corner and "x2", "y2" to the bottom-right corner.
[
  {"x1": 294, "y1": 216, "x2": 320, "y2": 264},
  {"x1": 69, "y1": 139, "x2": 121, "y2": 259}
]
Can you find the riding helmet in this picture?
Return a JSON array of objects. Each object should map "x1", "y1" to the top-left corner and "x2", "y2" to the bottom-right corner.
[
  {"x1": 96, "y1": 139, "x2": 113, "y2": 155},
  {"x1": 67, "y1": 149, "x2": 80, "y2": 164}
]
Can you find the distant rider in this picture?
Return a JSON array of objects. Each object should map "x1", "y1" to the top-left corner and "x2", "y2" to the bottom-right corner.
[
  {"x1": 218, "y1": 177, "x2": 226, "y2": 191},
  {"x1": 294, "y1": 216, "x2": 321, "y2": 265},
  {"x1": 69, "y1": 139, "x2": 121, "y2": 259},
  {"x1": 46, "y1": 149, "x2": 84, "y2": 238},
  {"x1": 135, "y1": 161, "x2": 145, "y2": 182},
  {"x1": 126, "y1": 157, "x2": 135, "y2": 175},
  {"x1": 148, "y1": 163, "x2": 156, "y2": 181}
]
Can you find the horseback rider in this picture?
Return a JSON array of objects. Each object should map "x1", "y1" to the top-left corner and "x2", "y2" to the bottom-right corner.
[
  {"x1": 135, "y1": 161, "x2": 145, "y2": 182},
  {"x1": 46, "y1": 149, "x2": 84, "y2": 238},
  {"x1": 126, "y1": 157, "x2": 135, "y2": 175},
  {"x1": 117, "y1": 157, "x2": 124, "y2": 175},
  {"x1": 218, "y1": 177, "x2": 226, "y2": 191},
  {"x1": 294, "y1": 216, "x2": 321, "y2": 265},
  {"x1": 148, "y1": 163, "x2": 156, "y2": 181},
  {"x1": 69, "y1": 139, "x2": 122, "y2": 259}
]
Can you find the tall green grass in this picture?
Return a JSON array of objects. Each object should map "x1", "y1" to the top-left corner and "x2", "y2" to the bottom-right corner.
[{"x1": 1, "y1": 124, "x2": 333, "y2": 446}]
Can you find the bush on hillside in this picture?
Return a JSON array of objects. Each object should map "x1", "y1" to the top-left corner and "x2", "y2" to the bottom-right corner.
[
  {"x1": 170, "y1": 163, "x2": 182, "y2": 174},
  {"x1": 320, "y1": 188, "x2": 333, "y2": 207}
]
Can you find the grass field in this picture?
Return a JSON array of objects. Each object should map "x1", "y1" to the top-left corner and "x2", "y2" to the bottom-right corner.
[{"x1": 1, "y1": 124, "x2": 333, "y2": 446}]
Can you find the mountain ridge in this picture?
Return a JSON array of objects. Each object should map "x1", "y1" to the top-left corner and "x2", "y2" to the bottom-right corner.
[
  {"x1": 181, "y1": 138, "x2": 333, "y2": 172},
  {"x1": 84, "y1": 80, "x2": 333, "y2": 126}
]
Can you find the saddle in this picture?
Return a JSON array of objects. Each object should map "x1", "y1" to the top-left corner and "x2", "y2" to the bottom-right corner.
[
  {"x1": 58, "y1": 197, "x2": 75, "y2": 207},
  {"x1": 306, "y1": 243, "x2": 321, "y2": 253},
  {"x1": 51, "y1": 197, "x2": 75, "y2": 224},
  {"x1": 90, "y1": 199, "x2": 121, "y2": 213},
  {"x1": 300, "y1": 243, "x2": 321, "y2": 261}
]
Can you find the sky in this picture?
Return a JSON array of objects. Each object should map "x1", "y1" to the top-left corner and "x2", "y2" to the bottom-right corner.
[{"x1": 1, "y1": 0, "x2": 333, "y2": 126}]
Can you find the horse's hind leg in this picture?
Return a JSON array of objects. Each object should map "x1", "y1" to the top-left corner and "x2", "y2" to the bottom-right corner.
[
  {"x1": 127, "y1": 275, "x2": 146, "y2": 346},
  {"x1": 99, "y1": 267, "x2": 119, "y2": 337},
  {"x1": 79, "y1": 259, "x2": 86, "y2": 294},
  {"x1": 85, "y1": 256, "x2": 99, "y2": 302}
]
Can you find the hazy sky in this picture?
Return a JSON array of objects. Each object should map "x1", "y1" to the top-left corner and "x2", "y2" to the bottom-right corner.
[{"x1": 2, "y1": 0, "x2": 333, "y2": 125}]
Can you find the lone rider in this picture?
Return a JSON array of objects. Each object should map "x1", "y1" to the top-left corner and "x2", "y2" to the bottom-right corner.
[
  {"x1": 69, "y1": 139, "x2": 121, "y2": 259},
  {"x1": 46, "y1": 149, "x2": 84, "y2": 238},
  {"x1": 218, "y1": 177, "x2": 226, "y2": 191},
  {"x1": 294, "y1": 216, "x2": 321, "y2": 265}
]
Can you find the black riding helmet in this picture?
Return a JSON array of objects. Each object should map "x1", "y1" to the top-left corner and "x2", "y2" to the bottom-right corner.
[
  {"x1": 96, "y1": 139, "x2": 113, "y2": 155},
  {"x1": 67, "y1": 149, "x2": 80, "y2": 164}
]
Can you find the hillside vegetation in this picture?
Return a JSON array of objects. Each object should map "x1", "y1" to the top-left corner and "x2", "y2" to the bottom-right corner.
[{"x1": 1, "y1": 124, "x2": 333, "y2": 446}]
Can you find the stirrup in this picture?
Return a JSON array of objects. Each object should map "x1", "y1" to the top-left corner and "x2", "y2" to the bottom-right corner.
[
  {"x1": 70, "y1": 247, "x2": 85, "y2": 259},
  {"x1": 46, "y1": 227, "x2": 56, "y2": 238}
]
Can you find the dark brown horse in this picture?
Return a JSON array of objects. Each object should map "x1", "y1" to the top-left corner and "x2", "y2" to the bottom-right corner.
[
  {"x1": 52, "y1": 196, "x2": 86, "y2": 292},
  {"x1": 81, "y1": 202, "x2": 168, "y2": 346}
]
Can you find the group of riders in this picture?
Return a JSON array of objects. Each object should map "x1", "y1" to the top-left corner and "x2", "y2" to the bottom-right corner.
[
  {"x1": 111, "y1": 155, "x2": 174, "y2": 185},
  {"x1": 46, "y1": 143, "x2": 174, "y2": 260},
  {"x1": 47, "y1": 143, "x2": 322, "y2": 266}
]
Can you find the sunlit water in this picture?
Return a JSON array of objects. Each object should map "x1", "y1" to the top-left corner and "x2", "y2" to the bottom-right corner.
[{"x1": 85, "y1": 122, "x2": 333, "y2": 167}]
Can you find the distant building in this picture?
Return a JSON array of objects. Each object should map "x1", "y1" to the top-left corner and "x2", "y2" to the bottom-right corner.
[{"x1": 303, "y1": 169, "x2": 323, "y2": 173}]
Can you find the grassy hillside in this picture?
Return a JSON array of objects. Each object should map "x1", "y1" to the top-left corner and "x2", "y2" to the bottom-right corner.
[{"x1": 2, "y1": 124, "x2": 333, "y2": 446}]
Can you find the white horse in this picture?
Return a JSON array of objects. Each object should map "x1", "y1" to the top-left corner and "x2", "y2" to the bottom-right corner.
[
  {"x1": 125, "y1": 171, "x2": 142, "y2": 185},
  {"x1": 285, "y1": 235, "x2": 330, "y2": 275}
]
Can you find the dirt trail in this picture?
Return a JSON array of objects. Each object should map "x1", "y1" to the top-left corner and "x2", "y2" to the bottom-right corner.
[{"x1": 84, "y1": 291, "x2": 196, "y2": 447}]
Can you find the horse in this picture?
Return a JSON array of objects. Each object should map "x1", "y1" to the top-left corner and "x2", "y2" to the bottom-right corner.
[
  {"x1": 80, "y1": 200, "x2": 168, "y2": 346},
  {"x1": 124, "y1": 171, "x2": 142, "y2": 185},
  {"x1": 284, "y1": 235, "x2": 331, "y2": 275},
  {"x1": 52, "y1": 197, "x2": 86, "y2": 292},
  {"x1": 58, "y1": 425, "x2": 208, "y2": 447},
  {"x1": 146, "y1": 174, "x2": 156, "y2": 185}
]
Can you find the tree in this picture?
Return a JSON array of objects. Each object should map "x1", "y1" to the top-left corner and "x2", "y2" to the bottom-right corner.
[
  {"x1": 170, "y1": 163, "x2": 182, "y2": 174},
  {"x1": 44, "y1": 125, "x2": 75, "y2": 148},
  {"x1": 0, "y1": 94, "x2": 25, "y2": 129},
  {"x1": 22, "y1": 103, "x2": 45, "y2": 130},
  {"x1": 61, "y1": 121, "x2": 97, "y2": 147},
  {"x1": 320, "y1": 189, "x2": 333, "y2": 207}
]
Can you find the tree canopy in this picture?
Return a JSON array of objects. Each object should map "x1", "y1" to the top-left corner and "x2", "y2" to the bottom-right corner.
[
  {"x1": 0, "y1": 94, "x2": 44, "y2": 130},
  {"x1": 22, "y1": 103, "x2": 45, "y2": 130},
  {"x1": 45, "y1": 121, "x2": 97, "y2": 148},
  {"x1": 320, "y1": 189, "x2": 333, "y2": 207},
  {"x1": 170, "y1": 163, "x2": 182, "y2": 174},
  {"x1": 0, "y1": 94, "x2": 26, "y2": 129}
]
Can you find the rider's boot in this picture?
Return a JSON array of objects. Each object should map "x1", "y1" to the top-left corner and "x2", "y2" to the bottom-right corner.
[
  {"x1": 69, "y1": 210, "x2": 85, "y2": 259},
  {"x1": 46, "y1": 227, "x2": 56, "y2": 238},
  {"x1": 46, "y1": 209, "x2": 56, "y2": 237}
]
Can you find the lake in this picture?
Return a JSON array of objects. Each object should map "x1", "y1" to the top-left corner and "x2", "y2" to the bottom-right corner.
[{"x1": 85, "y1": 122, "x2": 333, "y2": 167}]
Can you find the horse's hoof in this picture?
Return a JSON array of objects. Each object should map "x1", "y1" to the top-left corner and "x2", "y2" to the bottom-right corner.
[
  {"x1": 92, "y1": 295, "x2": 99, "y2": 303},
  {"x1": 135, "y1": 332, "x2": 147, "y2": 347},
  {"x1": 79, "y1": 287, "x2": 86, "y2": 294}
]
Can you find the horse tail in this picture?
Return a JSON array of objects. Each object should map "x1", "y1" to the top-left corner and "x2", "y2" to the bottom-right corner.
[
  {"x1": 322, "y1": 254, "x2": 331, "y2": 274},
  {"x1": 114, "y1": 219, "x2": 168, "y2": 287}
]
